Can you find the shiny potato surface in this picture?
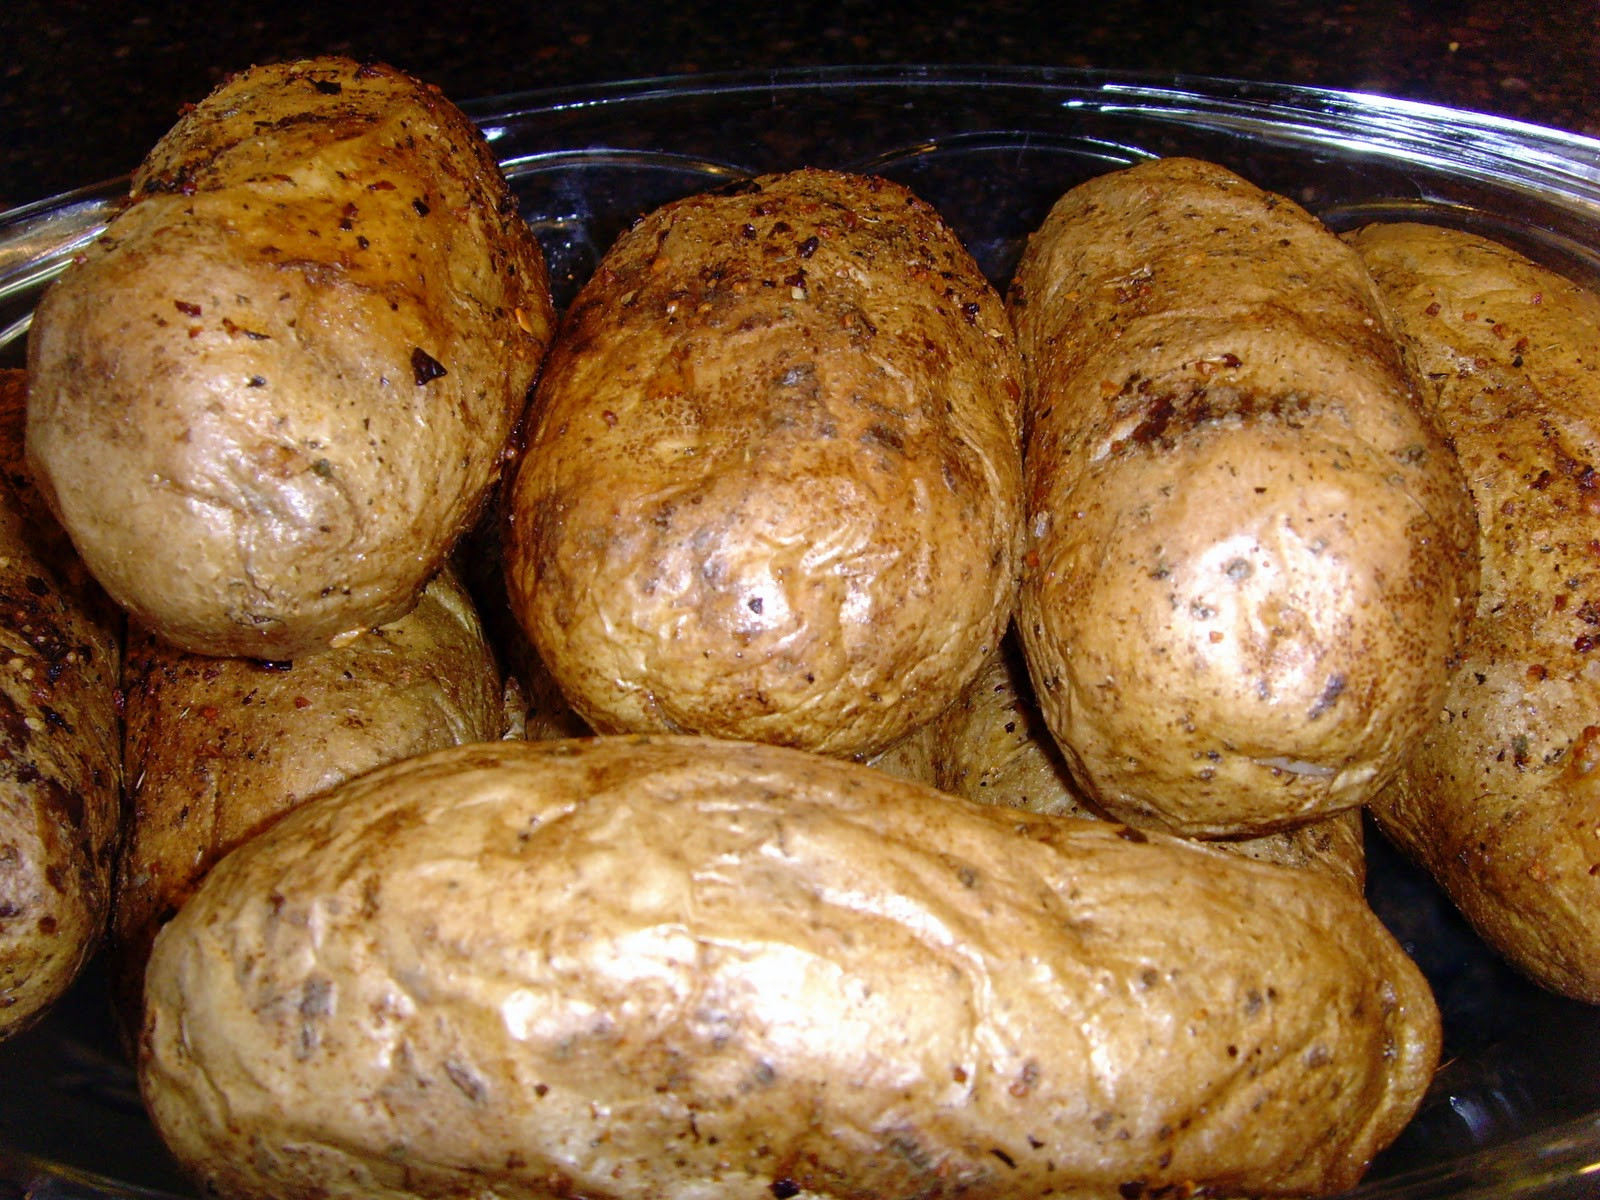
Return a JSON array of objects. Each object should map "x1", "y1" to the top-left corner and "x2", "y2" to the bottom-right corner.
[
  {"x1": 1350, "y1": 221, "x2": 1600, "y2": 1003},
  {"x1": 142, "y1": 736, "x2": 1438, "y2": 1200},
  {"x1": 504, "y1": 168, "x2": 1022, "y2": 760},
  {"x1": 25, "y1": 57, "x2": 555, "y2": 659},
  {"x1": 110, "y1": 564, "x2": 502, "y2": 1042},
  {"x1": 1009, "y1": 157, "x2": 1479, "y2": 837},
  {"x1": 0, "y1": 371, "x2": 122, "y2": 1041}
]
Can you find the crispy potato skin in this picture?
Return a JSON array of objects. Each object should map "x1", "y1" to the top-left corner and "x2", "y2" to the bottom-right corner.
[
  {"x1": 504, "y1": 169, "x2": 1022, "y2": 760},
  {"x1": 142, "y1": 736, "x2": 1438, "y2": 1200},
  {"x1": 111, "y1": 565, "x2": 502, "y2": 1040},
  {"x1": 26, "y1": 57, "x2": 555, "y2": 659},
  {"x1": 0, "y1": 371, "x2": 123, "y2": 1041},
  {"x1": 1009, "y1": 158, "x2": 1478, "y2": 837},
  {"x1": 1349, "y1": 222, "x2": 1600, "y2": 1002},
  {"x1": 931, "y1": 636, "x2": 1367, "y2": 893}
]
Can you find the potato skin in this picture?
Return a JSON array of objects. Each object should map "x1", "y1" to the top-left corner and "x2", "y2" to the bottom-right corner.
[
  {"x1": 112, "y1": 564, "x2": 502, "y2": 1040},
  {"x1": 0, "y1": 371, "x2": 123, "y2": 1040},
  {"x1": 931, "y1": 636, "x2": 1367, "y2": 894},
  {"x1": 862, "y1": 719, "x2": 938, "y2": 784},
  {"x1": 142, "y1": 736, "x2": 1438, "y2": 1200},
  {"x1": 505, "y1": 169, "x2": 1022, "y2": 760},
  {"x1": 1349, "y1": 222, "x2": 1600, "y2": 1002},
  {"x1": 1009, "y1": 157, "x2": 1478, "y2": 837},
  {"x1": 26, "y1": 57, "x2": 555, "y2": 659}
]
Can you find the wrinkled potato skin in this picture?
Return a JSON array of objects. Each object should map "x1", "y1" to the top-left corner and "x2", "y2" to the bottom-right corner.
[
  {"x1": 931, "y1": 637, "x2": 1367, "y2": 893},
  {"x1": 1350, "y1": 222, "x2": 1600, "y2": 1002},
  {"x1": 26, "y1": 57, "x2": 555, "y2": 659},
  {"x1": 142, "y1": 737, "x2": 1438, "y2": 1200},
  {"x1": 505, "y1": 169, "x2": 1022, "y2": 760},
  {"x1": 112, "y1": 565, "x2": 501, "y2": 1040},
  {"x1": 1009, "y1": 158, "x2": 1478, "y2": 837},
  {"x1": 0, "y1": 371, "x2": 123, "y2": 1040}
]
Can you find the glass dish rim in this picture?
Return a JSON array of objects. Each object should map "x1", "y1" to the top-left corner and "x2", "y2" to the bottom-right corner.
[{"x1": 458, "y1": 63, "x2": 1600, "y2": 193}]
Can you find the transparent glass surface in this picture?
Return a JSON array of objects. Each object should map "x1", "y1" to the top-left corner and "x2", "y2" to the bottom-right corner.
[{"x1": 2, "y1": 64, "x2": 1599, "y2": 1199}]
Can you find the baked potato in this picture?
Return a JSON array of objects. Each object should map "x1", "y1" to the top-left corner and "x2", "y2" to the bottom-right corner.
[
  {"x1": 0, "y1": 370, "x2": 123, "y2": 1040},
  {"x1": 1008, "y1": 157, "x2": 1479, "y2": 837},
  {"x1": 1348, "y1": 221, "x2": 1600, "y2": 1003},
  {"x1": 931, "y1": 635, "x2": 1367, "y2": 893},
  {"x1": 140, "y1": 736, "x2": 1439, "y2": 1200},
  {"x1": 862, "y1": 719, "x2": 939, "y2": 784},
  {"x1": 504, "y1": 168, "x2": 1022, "y2": 760},
  {"x1": 25, "y1": 56, "x2": 555, "y2": 659},
  {"x1": 112, "y1": 563, "x2": 502, "y2": 1041}
]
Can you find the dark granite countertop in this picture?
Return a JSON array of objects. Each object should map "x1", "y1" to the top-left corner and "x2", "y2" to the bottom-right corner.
[{"x1": 0, "y1": 0, "x2": 1594, "y2": 212}]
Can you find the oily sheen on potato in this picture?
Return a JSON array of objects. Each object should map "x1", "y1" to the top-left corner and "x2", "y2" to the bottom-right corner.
[
  {"x1": 1009, "y1": 157, "x2": 1479, "y2": 837},
  {"x1": 141, "y1": 737, "x2": 1439, "y2": 1200},
  {"x1": 1350, "y1": 222, "x2": 1600, "y2": 1003},
  {"x1": 504, "y1": 169, "x2": 1022, "y2": 760},
  {"x1": 25, "y1": 57, "x2": 555, "y2": 659},
  {"x1": 111, "y1": 564, "x2": 503, "y2": 1043},
  {"x1": 0, "y1": 371, "x2": 122, "y2": 1041}
]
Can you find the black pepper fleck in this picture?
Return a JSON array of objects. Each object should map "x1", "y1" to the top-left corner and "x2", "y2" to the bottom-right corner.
[{"x1": 411, "y1": 348, "x2": 447, "y2": 385}]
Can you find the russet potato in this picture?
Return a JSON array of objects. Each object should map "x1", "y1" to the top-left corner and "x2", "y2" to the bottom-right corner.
[
  {"x1": 111, "y1": 564, "x2": 503, "y2": 1043},
  {"x1": 140, "y1": 736, "x2": 1439, "y2": 1200},
  {"x1": 25, "y1": 57, "x2": 555, "y2": 659},
  {"x1": 0, "y1": 370, "x2": 123, "y2": 1041},
  {"x1": 504, "y1": 169, "x2": 1022, "y2": 761},
  {"x1": 1009, "y1": 157, "x2": 1479, "y2": 837},
  {"x1": 1349, "y1": 221, "x2": 1600, "y2": 1002}
]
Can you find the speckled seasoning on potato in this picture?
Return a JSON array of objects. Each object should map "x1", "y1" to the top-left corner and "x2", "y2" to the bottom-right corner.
[
  {"x1": 930, "y1": 636, "x2": 1368, "y2": 894},
  {"x1": 504, "y1": 168, "x2": 1022, "y2": 760},
  {"x1": 0, "y1": 370, "x2": 123, "y2": 1041},
  {"x1": 1009, "y1": 157, "x2": 1479, "y2": 838},
  {"x1": 1349, "y1": 221, "x2": 1600, "y2": 1003},
  {"x1": 25, "y1": 56, "x2": 555, "y2": 659},
  {"x1": 140, "y1": 736, "x2": 1439, "y2": 1200},
  {"x1": 110, "y1": 564, "x2": 502, "y2": 1045}
]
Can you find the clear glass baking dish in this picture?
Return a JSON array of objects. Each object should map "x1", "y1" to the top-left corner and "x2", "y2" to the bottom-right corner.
[{"x1": 1, "y1": 64, "x2": 1599, "y2": 1200}]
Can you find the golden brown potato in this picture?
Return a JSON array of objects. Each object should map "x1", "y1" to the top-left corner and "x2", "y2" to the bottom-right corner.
[
  {"x1": 141, "y1": 736, "x2": 1439, "y2": 1200},
  {"x1": 504, "y1": 168, "x2": 1022, "y2": 760},
  {"x1": 862, "y1": 719, "x2": 938, "y2": 784},
  {"x1": 26, "y1": 57, "x2": 555, "y2": 660},
  {"x1": 111, "y1": 565, "x2": 502, "y2": 1041},
  {"x1": 1009, "y1": 157, "x2": 1478, "y2": 837},
  {"x1": 1349, "y1": 221, "x2": 1600, "y2": 1003},
  {"x1": 932, "y1": 635, "x2": 1367, "y2": 893},
  {"x1": 0, "y1": 370, "x2": 123, "y2": 1040}
]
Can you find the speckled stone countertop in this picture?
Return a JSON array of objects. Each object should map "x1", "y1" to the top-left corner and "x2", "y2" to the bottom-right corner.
[{"x1": 0, "y1": 0, "x2": 1594, "y2": 212}]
